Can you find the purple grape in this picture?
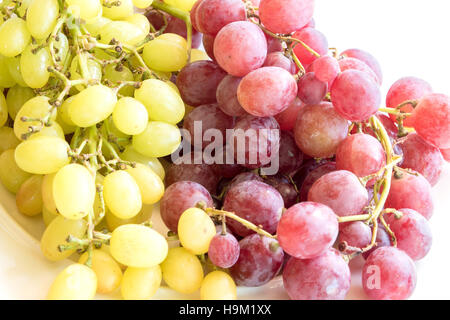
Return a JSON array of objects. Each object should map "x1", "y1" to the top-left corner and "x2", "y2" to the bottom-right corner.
[
  {"x1": 264, "y1": 175, "x2": 298, "y2": 208},
  {"x1": 298, "y1": 162, "x2": 336, "y2": 201},
  {"x1": 263, "y1": 52, "x2": 296, "y2": 74},
  {"x1": 216, "y1": 75, "x2": 247, "y2": 117},
  {"x1": 208, "y1": 232, "x2": 240, "y2": 268},
  {"x1": 338, "y1": 221, "x2": 372, "y2": 250},
  {"x1": 297, "y1": 72, "x2": 328, "y2": 105},
  {"x1": 211, "y1": 145, "x2": 245, "y2": 179},
  {"x1": 275, "y1": 131, "x2": 304, "y2": 175},
  {"x1": 165, "y1": 16, "x2": 202, "y2": 48},
  {"x1": 362, "y1": 227, "x2": 391, "y2": 260},
  {"x1": 228, "y1": 172, "x2": 263, "y2": 190}
]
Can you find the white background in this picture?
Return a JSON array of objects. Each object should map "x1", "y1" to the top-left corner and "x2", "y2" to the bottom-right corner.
[{"x1": 0, "y1": 0, "x2": 450, "y2": 300}]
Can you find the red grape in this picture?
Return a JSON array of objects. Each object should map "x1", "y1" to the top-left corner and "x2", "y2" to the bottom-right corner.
[
  {"x1": 165, "y1": 16, "x2": 202, "y2": 48},
  {"x1": 228, "y1": 172, "x2": 263, "y2": 191},
  {"x1": 237, "y1": 67, "x2": 298, "y2": 117},
  {"x1": 292, "y1": 27, "x2": 328, "y2": 66},
  {"x1": 276, "y1": 131, "x2": 304, "y2": 175},
  {"x1": 274, "y1": 98, "x2": 305, "y2": 132},
  {"x1": 298, "y1": 162, "x2": 336, "y2": 201},
  {"x1": 266, "y1": 34, "x2": 283, "y2": 53},
  {"x1": 338, "y1": 57, "x2": 380, "y2": 85},
  {"x1": 202, "y1": 34, "x2": 216, "y2": 61},
  {"x1": 195, "y1": 0, "x2": 246, "y2": 35},
  {"x1": 264, "y1": 174, "x2": 298, "y2": 208},
  {"x1": 214, "y1": 21, "x2": 267, "y2": 77},
  {"x1": 211, "y1": 145, "x2": 245, "y2": 179},
  {"x1": 216, "y1": 75, "x2": 247, "y2": 117},
  {"x1": 362, "y1": 227, "x2": 391, "y2": 260},
  {"x1": 277, "y1": 202, "x2": 339, "y2": 259},
  {"x1": 362, "y1": 247, "x2": 416, "y2": 300},
  {"x1": 338, "y1": 221, "x2": 372, "y2": 250},
  {"x1": 145, "y1": 11, "x2": 167, "y2": 30},
  {"x1": 297, "y1": 72, "x2": 328, "y2": 105},
  {"x1": 331, "y1": 70, "x2": 381, "y2": 121},
  {"x1": 340, "y1": 48, "x2": 383, "y2": 84},
  {"x1": 283, "y1": 249, "x2": 351, "y2": 300},
  {"x1": 208, "y1": 232, "x2": 240, "y2": 268},
  {"x1": 263, "y1": 52, "x2": 297, "y2": 74},
  {"x1": 441, "y1": 148, "x2": 450, "y2": 162},
  {"x1": 310, "y1": 55, "x2": 340, "y2": 85},
  {"x1": 190, "y1": 0, "x2": 204, "y2": 31}
]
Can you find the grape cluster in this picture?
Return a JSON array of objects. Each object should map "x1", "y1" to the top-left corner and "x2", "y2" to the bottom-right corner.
[{"x1": 0, "y1": 0, "x2": 449, "y2": 301}]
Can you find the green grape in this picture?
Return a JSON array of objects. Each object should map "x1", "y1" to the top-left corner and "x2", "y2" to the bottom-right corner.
[
  {"x1": 78, "y1": 250, "x2": 123, "y2": 294},
  {"x1": 178, "y1": 208, "x2": 216, "y2": 255},
  {"x1": 103, "y1": 64, "x2": 135, "y2": 97},
  {"x1": 15, "y1": 136, "x2": 70, "y2": 174},
  {"x1": 121, "y1": 145, "x2": 165, "y2": 180},
  {"x1": 200, "y1": 271, "x2": 237, "y2": 300},
  {"x1": 15, "y1": 175, "x2": 43, "y2": 217},
  {"x1": 6, "y1": 85, "x2": 35, "y2": 120},
  {"x1": 172, "y1": 0, "x2": 198, "y2": 12},
  {"x1": 190, "y1": 49, "x2": 210, "y2": 62},
  {"x1": 56, "y1": 113, "x2": 76, "y2": 135},
  {"x1": 134, "y1": 79, "x2": 185, "y2": 124},
  {"x1": 53, "y1": 164, "x2": 96, "y2": 220},
  {"x1": 112, "y1": 97, "x2": 148, "y2": 136},
  {"x1": 59, "y1": 96, "x2": 76, "y2": 126},
  {"x1": 132, "y1": 0, "x2": 154, "y2": 9},
  {"x1": 121, "y1": 265, "x2": 162, "y2": 300},
  {"x1": 69, "y1": 84, "x2": 117, "y2": 127},
  {"x1": 110, "y1": 224, "x2": 168, "y2": 268},
  {"x1": 143, "y1": 34, "x2": 188, "y2": 72},
  {"x1": 0, "y1": 17, "x2": 31, "y2": 57},
  {"x1": 99, "y1": 21, "x2": 147, "y2": 47},
  {"x1": 53, "y1": 32, "x2": 70, "y2": 64},
  {"x1": 20, "y1": 45, "x2": 51, "y2": 89},
  {"x1": 102, "y1": 0, "x2": 134, "y2": 20},
  {"x1": 41, "y1": 216, "x2": 88, "y2": 261},
  {"x1": 161, "y1": 247, "x2": 204, "y2": 294},
  {"x1": 85, "y1": 16, "x2": 112, "y2": 37},
  {"x1": 132, "y1": 121, "x2": 181, "y2": 158},
  {"x1": 66, "y1": 0, "x2": 103, "y2": 22},
  {"x1": 16, "y1": 0, "x2": 32, "y2": 17},
  {"x1": 125, "y1": 13, "x2": 151, "y2": 34},
  {"x1": 42, "y1": 206, "x2": 59, "y2": 226},
  {"x1": 14, "y1": 96, "x2": 56, "y2": 140},
  {"x1": 0, "y1": 149, "x2": 32, "y2": 194},
  {"x1": 47, "y1": 264, "x2": 97, "y2": 300},
  {"x1": 70, "y1": 53, "x2": 102, "y2": 92},
  {"x1": 126, "y1": 163, "x2": 164, "y2": 205},
  {"x1": 0, "y1": 127, "x2": 21, "y2": 154},
  {"x1": 105, "y1": 205, "x2": 153, "y2": 231},
  {"x1": 6, "y1": 56, "x2": 27, "y2": 87},
  {"x1": 0, "y1": 90, "x2": 7, "y2": 127},
  {"x1": 0, "y1": 54, "x2": 16, "y2": 88},
  {"x1": 26, "y1": 0, "x2": 59, "y2": 40},
  {"x1": 28, "y1": 122, "x2": 65, "y2": 140},
  {"x1": 41, "y1": 173, "x2": 58, "y2": 214},
  {"x1": 103, "y1": 170, "x2": 142, "y2": 219}
]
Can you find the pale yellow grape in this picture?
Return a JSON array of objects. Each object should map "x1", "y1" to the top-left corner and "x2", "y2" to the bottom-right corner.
[
  {"x1": 20, "y1": 45, "x2": 51, "y2": 89},
  {"x1": 161, "y1": 247, "x2": 204, "y2": 294},
  {"x1": 6, "y1": 86, "x2": 35, "y2": 120},
  {"x1": 85, "y1": 16, "x2": 111, "y2": 37},
  {"x1": 78, "y1": 250, "x2": 123, "y2": 294},
  {"x1": 15, "y1": 136, "x2": 70, "y2": 174},
  {"x1": 0, "y1": 149, "x2": 32, "y2": 193},
  {"x1": 66, "y1": 0, "x2": 102, "y2": 22},
  {"x1": 132, "y1": 0, "x2": 153, "y2": 8},
  {"x1": 0, "y1": 91, "x2": 6, "y2": 127},
  {"x1": 143, "y1": 34, "x2": 188, "y2": 72},
  {"x1": 6, "y1": 56, "x2": 27, "y2": 87},
  {"x1": 121, "y1": 265, "x2": 162, "y2": 300},
  {"x1": 126, "y1": 13, "x2": 151, "y2": 34},
  {"x1": 69, "y1": 85, "x2": 117, "y2": 127},
  {"x1": 0, "y1": 17, "x2": 31, "y2": 57},
  {"x1": 190, "y1": 49, "x2": 210, "y2": 62},
  {"x1": 103, "y1": 170, "x2": 142, "y2": 219},
  {"x1": 56, "y1": 114, "x2": 77, "y2": 135},
  {"x1": 166, "y1": 81, "x2": 181, "y2": 95},
  {"x1": 121, "y1": 145, "x2": 165, "y2": 180},
  {"x1": 103, "y1": 64, "x2": 134, "y2": 97},
  {"x1": 158, "y1": 33, "x2": 188, "y2": 48},
  {"x1": 40, "y1": 216, "x2": 88, "y2": 261},
  {"x1": 53, "y1": 164, "x2": 96, "y2": 220},
  {"x1": 99, "y1": 21, "x2": 147, "y2": 47},
  {"x1": 27, "y1": 0, "x2": 59, "y2": 39},
  {"x1": 112, "y1": 97, "x2": 148, "y2": 135},
  {"x1": 126, "y1": 163, "x2": 164, "y2": 205},
  {"x1": 16, "y1": 175, "x2": 43, "y2": 217},
  {"x1": 103, "y1": 116, "x2": 130, "y2": 143},
  {"x1": 42, "y1": 207, "x2": 59, "y2": 226},
  {"x1": 28, "y1": 122, "x2": 65, "y2": 140},
  {"x1": 0, "y1": 54, "x2": 15, "y2": 88},
  {"x1": 105, "y1": 204, "x2": 153, "y2": 231},
  {"x1": 59, "y1": 96, "x2": 76, "y2": 126},
  {"x1": 70, "y1": 54, "x2": 102, "y2": 92},
  {"x1": 42, "y1": 173, "x2": 58, "y2": 215},
  {"x1": 16, "y1": 0, "x2": 32, "y2": 17},
  {"x1": 102, "y1": 0, "x2": 134, "y2": 20},
  {"x1": 200, "y1": 271, "x2": 237, "y2": 300},
  {"x1": 0, "y1": 127, "x2": 20, "y2": 154},
  {"x1": 47, "y1": 264, "x2": 97, "y2": 300},
  {"x1": 134, "y1": 79, "x2": 185, "y2": 124},
  {"x1": 132, "y1": 121, "x2": 181, "y2": 158},
  {"x1": 14, "y1": 96, "x2": 56, "y2": 140},
  {"x1": 172, "y1": 0, "x2": 198, "y2": 12},
  {"x1": 110, "y1": 224, "x2": 168, "y2": 268},
  {"x1": 178, "y1": 208, "x2": 216, "y2": 255}
]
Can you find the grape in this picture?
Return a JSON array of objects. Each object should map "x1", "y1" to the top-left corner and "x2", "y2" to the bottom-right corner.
[
  {"x1": 331, "y1": 70, "x2": 381, "y2": 121},
  {"x1": 176, "y1": 61, "x2": 227, "y2": 107},
  {"x1": 15, "y1": 137, "x2": 70, "y2": 175},
  {"x1": 214, "y1": 21, "x2": 267, "y2": 77},
  {"x1": 42, "y1": 207, "x2": 59, "y2": 226},
  {"x1": 126, "y1": 163, "x2": 164, "y2": 205},
  {"x1": 103, "y1": 170, "x2": 142, "y2": 220},
  {"x1": 308, "y1": 170, "x2": 369, "y2": 217},
  {"x1": 161, "y1": 247, "x2": 204, "y2": 294},
  {"x1": 231, "y1": 115, "x2": 280, "y2": 169},
  {"x1": 211, "y1": 145, "x2": 245, "y2": 179},
  {"x1": 386, "y1": 77, "x2": 433, "y2": 127},
  {"x1": 263, "y1": 52, "x2": 296, "y2": 74},
  {"x1": 223, "y1": 180, "x2": 283, "y2": 237},
  {"x1": 237, "y1": 67, "x2": 298, "y2": 117},
  {"x1": 266, "y1": 34, "x2": 283, "y2": 54},
  {"x1": 336, "y1": 133, "x2": 386, "y2": 182},
  {"x1": 6, "y1": 56, "x2": 27, "y2": 87},
  {"x1": 146, "y1": 10, "x2": 166, "y2": 30},
  {"x1": 85, "y1": 16, "x2": 111, "y2": 37},
  {"x1": 283, "y1": 249, "x2": 351, "y2": 300},
  {"x1": 200, "y1": 271, "x2": 237, "y2": 300},
  {"x1": 190, "y1": 48, "x2": 209, "y2": 62},
  {"x1": 208, "y1": 232, "x2": 240, "y2": 268},
  {"x1": 112, "y1": 97, "x2": 148, "y2": 136},
  {"x1": 126, "y1": 13, "x2": 151, "y2": 34},
  {"x1": 338, "y1": 57, "x2": 380, "y2": 85},
  {"x1": 0, "y1": 54, "x2": 16, "y2": 87},
  {"x1": 47, "y1": 264, "x2": 97, "y2": 300},
  {"x1": 298, "y1": 161, "x2": 336, "y2": 202},
  {"x1": 385, "y1": 171, "x2": 434, "y2": 220},
  {"x1": 178, "y1": 208, "x2": 216, "y2": 255},
  {"x1": 341, "y1": 48, "x2": 383, "y2": 84},
  {"x1": 228, "y1": 172, "x2": 263, "y2": 191},
  {"x1": 338, "y1": 221, "x2": 372, "y2": 250},
  {"x1": 14, "y1": 96, "x2": 55, "y2": 140},
  {"x1": 441, "y1": 148, "x2": 450, "y2": 162},
  {"x1": 66, "y1": 0, "x2": 102, "y2": 21},
  {"x1": 104, "y1": 64, "x2": 134, "y2": 97},
  {"x1": 297, "y1": 72, "x2": 328, "y2": 105},
  {"x1": 216, "y1": 75, "x2": 247, "y2": 117},
  {"x1": 0, "y1": 17, "x2": 30, "y2": 57},
  {"x1": 165, "y1": 16, "x2": 202, "y2": 49},
  {"x1": 121, "y1": 265, "x2": 162, "y2": 300},
  {"x1": 132, "y1": 0, "x2": 154, "y2": 9},
  {"x1": 362, "y1": 227, "x2": 391, "y2": 260},
  {"x1": 6, "y1": 85, "x2": 35, "y2": 120},
  {"x1": 26, "y1": 0, "x2": 58, "y2": 40},
  {"x1": 292, "y1": 28, "x2": 328, "y2": 66},
  {"x1": 230, "y1": 234, "x2": 284, "y2": 287},
  {"x1": 160, "y1": 181, "x2": 213, "y2": 232},
  {"x1": 310, "y1": 55, "x2": 340, "y2": 85},
  {"x1": 99, "y1": 21, "x2": 147, "y2": 47},
  {"x1": 121, "y1": 145, "x2": 165, "y2": 180},
  {"x1": 274, "y1": 98, "x2": 304, "y2": 132},
  {"x1": 398, "y1": 133, "x2": 443, "y2": 186},
  {"x1": 259, "y1": 0, "x2": 315, "y2": 34},
  {"x1": 362, "y1": 247, "x2": 416, "y2": 300},
  {"x1": 15, "y1": 175, "x2": 43, "y2": 217},
  {"x1": 102, "y1": 0, "x2": 133, "y2": 20},
  {"x1": 132, "y1": 121, "x2": 181, "y2": 158},
  {"x1": 41, "y1": 173, "x2": 57, "y2": 214},
  {"x1": 264, "y1": 175, "x2": 298, "y2": 208},
  {"x1": 105, "y1": 206, "x2": 149, "y2": 232},
  {"x1": 277, "y1": 202, "x2": 338, "y2": 259},
  {"x1": 0, "y1": 127, "x2": 20, "y2": 154},
  {"x1": 202, "y1": 34, "x2": 216, "y2": 61},
  {"x1": 110, "y1": 224, "x2": 168, "y2": 268},
  {"x1": 294, "y1": 102, "x2": 349, "y2": 158},
  {"x1": 412, "y1": 93, "x2": 450, "y2": 149},
  {"x1": 195, "y1": 0, "x2": 246, "y2": 35},
  {"x1": 40, "y1": 216, "x2": 87, "y2": 261},
  {"x1": 0, "y1": 91, "x2": 6, "y2": 128},
  {"x1": 70, "y1": 54, "x2": 102, "y2": 92},
  {"x1": 276, "y1": 131, "x2": 304, "y2": 175},
  {"x1": 78, "y1": 250, "x2": 122, "y2": 294},
  {"x1": 143, "y1": 33, "x2": 188, "y2": 72},
  {"x1": 183, "y1": 103, "x2": 234, "y2": 149}
]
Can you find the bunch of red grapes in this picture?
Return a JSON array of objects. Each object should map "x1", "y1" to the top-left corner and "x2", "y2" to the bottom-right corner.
[{"x1": 148, "y1": 0, "x2": 450, "y2": 300}]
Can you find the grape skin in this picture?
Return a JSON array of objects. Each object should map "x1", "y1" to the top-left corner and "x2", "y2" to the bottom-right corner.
[
  {"x1": 340, "y1": 48, "x2": 383, "y2": 84},
  {"x1": 292, "y1": 27, "x2": 328, "y2": 66},
  {"x1": 338, "y1": 221, "x2": 372, "y2": 250},
  {"x1": 216, "y1": 75, "x2": 247, "y2": 117},
  {"x1": 208, "y1": 232, "x2": 240, "y2": 268},
  {"x1": 165, "y1": 16, "x2": 202, "y2": 49},
  {"x1": 297, "y1": 72, "x2": 328, "y2": 105},
  {"x1": 264, "y1": 174, "x2": 298, "y2": 208},
  {"x1": 298, "y1": 161, "x2": 336, "y2": 202},
  {"x1": 338, "y1": 57, "x2": 380, "y2": 86},
  {"x1": 310, "y1": 55, "x2": 340, "y2": 85},
  {"x1": 263, "y1": 52, "x2": 297, "y2": 74},
  {"x1": 276, "y1": 131, "x2": 304, "y2": 175},
  {"x1": 202, "y1": 34, "x2": 216, "y2": 61},
  {"x1": 195, "y1": 0, "x2": 246, "y2": 36},
  {"x1": 441, "y1": 148, "x2": 450, "y2": 162},
  {"x1": 362, "y1": 226, "x2": 391, "y2": 260},
  {"x1": 274, "y1": 98, "x2": 304, "y2": 132}
]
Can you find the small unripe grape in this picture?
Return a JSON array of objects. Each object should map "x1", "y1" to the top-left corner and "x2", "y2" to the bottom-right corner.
[
  {"x1": 47, "y1": 264, "x2": 97, "y2": 300},
  {"x1": 16, "y1": 175, "x2": 43, "y2": 217},
  {"x1": 178, "y1": 208, "x2": 216, "y2": 255},
  {"x1": 121, "y1": 265, "x2": 162, "y2": 300},
  {"x1": 112, "y1": 97, "x2": 148, "y2": 136},
  {"x1": 200, "y1": 271, "x2": 237, "y2": 300},
  {"x1": 0, "y1": 149, "x2": 32, "y2": 194}
]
